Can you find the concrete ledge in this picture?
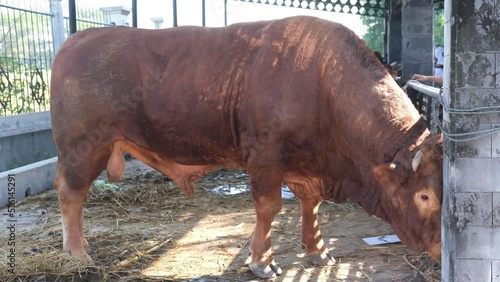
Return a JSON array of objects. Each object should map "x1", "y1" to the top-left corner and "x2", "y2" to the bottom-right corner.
[
  {"x1": 0, "y1": 111, "x2": 57, "y2": 171},
  {"x1": 0, "y1": 111, "x2": 51, "y2": 138},
  {"x1": 0, "y1": 157, "x2": 58, "y2": 207}
]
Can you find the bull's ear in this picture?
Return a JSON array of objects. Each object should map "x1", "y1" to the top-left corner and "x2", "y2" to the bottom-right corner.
[{"x1": 373, "y1": 162, "x2": 407, "y2": 186}]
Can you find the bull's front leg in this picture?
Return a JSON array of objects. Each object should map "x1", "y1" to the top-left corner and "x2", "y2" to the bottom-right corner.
[
  {"x1": 250, "y1": 191, "x2": 283, "y2": 278},
  {"x1": 299, "y1": 196, "x2": 335, "y2": 266},
  {"x1": 247, "y1": 157, "x2": 285, "y2": 278}
]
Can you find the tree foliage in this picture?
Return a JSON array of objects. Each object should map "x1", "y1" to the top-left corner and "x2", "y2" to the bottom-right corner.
[
  {"x1": 361, "y1": 16, "x2": 385, "y2": 54},
  {"x1": 434, "y1": 10, "x2": 444, "y2": 46}
]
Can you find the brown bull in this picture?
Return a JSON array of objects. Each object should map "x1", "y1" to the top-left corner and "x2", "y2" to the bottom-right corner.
[{"x1": 50, "y1": 16, "x2": 443, "y2": 278}]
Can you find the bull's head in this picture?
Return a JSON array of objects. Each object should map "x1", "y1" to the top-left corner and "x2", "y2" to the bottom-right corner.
[{"x1": 372, "y1": 133, "x2": 443, "y2": 260}]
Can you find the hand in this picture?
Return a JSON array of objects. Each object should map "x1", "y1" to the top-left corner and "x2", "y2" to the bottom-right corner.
[{"x1": 412, "y1": 74, "x2": 427, "y2": 81}]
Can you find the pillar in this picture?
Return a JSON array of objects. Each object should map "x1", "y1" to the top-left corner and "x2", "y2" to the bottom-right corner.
[
  {"x1": 100, "y1": 6, "x2": 131, "y2": 26},
  {"x1": 442, "y1": 0, "x2": 500, "y2": 281},
  {"x1": 401, "y1": 0, "x2": 433, "y2": 80},
  {"x1": 49, "y1": 0, "x2": 65, "y2": 54},
  {"x1": 386, "y1": 0, "x2": 402, "y2": 65},
  {"x1": 151, "y1": 17, "x2": 164, "y2": 30}
]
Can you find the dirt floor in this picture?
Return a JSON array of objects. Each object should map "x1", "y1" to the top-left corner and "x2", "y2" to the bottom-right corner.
[{"x1": 0, "y1": 159, "x2": 440, "y2": 281}]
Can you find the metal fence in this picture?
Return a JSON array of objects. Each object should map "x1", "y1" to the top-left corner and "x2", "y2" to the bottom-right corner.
[
  {"x1": 0, "y1": 0, "x2": 113, "y2": 116},
  {"x1": 405, "y1": 80, "x2": 441, "y2": 133}
]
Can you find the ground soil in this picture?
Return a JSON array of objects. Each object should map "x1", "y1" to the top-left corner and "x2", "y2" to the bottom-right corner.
[{"x1": 0, "y1": 159, "x2": 440, "y2": 281}]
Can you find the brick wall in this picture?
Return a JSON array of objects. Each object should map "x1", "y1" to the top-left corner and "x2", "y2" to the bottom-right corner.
[
  {"x1": 401, "y1": 0, "x2": 433, "y2": 80},
  {"x1": 443, "y1": 0, "x2": 500, "y2": 281}
]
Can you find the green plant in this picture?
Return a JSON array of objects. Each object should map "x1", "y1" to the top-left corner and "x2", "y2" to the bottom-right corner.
[{"x1": 0, "y1": 57, "x2": 49, "y2": 116}]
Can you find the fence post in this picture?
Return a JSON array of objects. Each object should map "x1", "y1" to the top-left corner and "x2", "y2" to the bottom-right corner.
[
  {"x1": 49, "y1": 0, "x2": 65, "y2": 55},
  {"x1": 132, "y1": 0, "x2": 137, "y2": 27},
  {"x1": 100, "y1": 7, "x2": 131, "y2": 26}
]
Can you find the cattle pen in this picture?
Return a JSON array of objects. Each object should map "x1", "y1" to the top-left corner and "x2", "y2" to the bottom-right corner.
[{"x1": 0, "y1": 159, "x2": 441, "y2": 281}]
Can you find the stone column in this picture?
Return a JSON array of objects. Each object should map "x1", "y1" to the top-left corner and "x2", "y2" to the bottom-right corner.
[
  {"x1": 151, "y1": 17, "x2": 164, "y2": 30},
  {"x1": 99, "y1": 6, "x2": 131, "y2": 26},
  {"x1": 49, "y1": 0, "x2": 65, "y2": 55},
  {"x1": 442, "y1": 0, "x2": 500, "y2": 281},
  {"x1": 401, "y1": 0, "x2": 433, "y2": 80}
]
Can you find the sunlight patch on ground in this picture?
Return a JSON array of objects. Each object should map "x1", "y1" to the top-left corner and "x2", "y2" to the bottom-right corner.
[
  {"x1": 336, "y1": 263, "x2": 352, "y2": 279},
  {"x1": 140, "y1": 211, "x2": 253, "y2": 278}
]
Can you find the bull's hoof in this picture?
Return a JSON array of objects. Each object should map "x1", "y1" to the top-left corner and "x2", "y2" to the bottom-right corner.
[
  {"x1": 249, "y1": 260, "x2": 283, "y2": 278},
  {"x1": 65, "y1": 249, "x2": 92, "y2": 263},
  {"x1": 83, "y1": 238, "x2": 89, "y2": 249},
  {"x1": 308, "y1": 251, "x2": 335, "y2": 266}
]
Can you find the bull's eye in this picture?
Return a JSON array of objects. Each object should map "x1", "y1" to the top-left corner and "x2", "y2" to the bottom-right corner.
[{"x1": 421, "y1": 194, "x2": 429, "y2": 200}]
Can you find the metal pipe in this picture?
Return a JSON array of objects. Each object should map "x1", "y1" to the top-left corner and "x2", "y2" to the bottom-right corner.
[
  {"x1": 62, "y1": 16, "x2": 111, "y2": 26},
  {"x1": 68, "y1": 0, "x2": 76, "y2": 34},
  {"x1": 202, "y1": 0, "x2": 205, "y2": 27},
  {"x1": 173, "y1": 0, "x2": 177, "y2": 27},
  {"x1": 132, "y1": 0, "x2": 137, "y2": 27},
  {"x1": 224, "y1": 0, "x2": 227, "y2": 26},
  {"x1": 406, "y1": 80, "x2": 440, "y2": 100}
]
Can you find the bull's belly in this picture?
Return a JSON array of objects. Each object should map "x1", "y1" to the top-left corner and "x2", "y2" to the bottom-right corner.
[{"x1": 136, "y1": 132, "x2": 240, "y2": 166}]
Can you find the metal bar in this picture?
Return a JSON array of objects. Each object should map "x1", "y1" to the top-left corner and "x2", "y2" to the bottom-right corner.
[
  {"x1": 173, "y1": 0, "x2": 177, "y2": 27},
  {"x1": 0, "y1": 4, "x2": 52, "y2": 16},
  {"x1": 0, "y1": 8, "x2": 9, "y2": 115},
  {"x1": 406, "y1": 80, "x2": 440, "y2": 100},
  {"x1": 132, "y1": 0, "x2": 137, "y2": 27},
  {"x1": 224, "y1": 0, "x2": 227, "y2": 26},
  {"x1": 425, "y1": 97, "x2": 433, "y2": 128},
  {"x1": 63, "y1": 16, "x2": 112, "y2": 26},
  {"x1": 418, "y1": 92, "x2": 423, "y2": 113},
  {"x1": 13, "y1": 7, "x2": 23, "y2": 113},
  {"x1": 202, "y1": 0, "x2": 205, "y2": 27},
  {"x1": 68, "y1": 0, "x2": 76, "y2": 34},
  {"x1": 32, "y1": 9, "x2": 41, "y2": 110},
  {"x1": 42, "y1": 17, "x2": 50, "y2": 111}
]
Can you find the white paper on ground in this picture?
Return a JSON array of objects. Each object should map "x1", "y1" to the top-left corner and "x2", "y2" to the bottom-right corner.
[
  {"x1": 281, "y1": 185, "x2": 294, "y2": 199},
  {"x1": 362, "y1": 234, "x2": 401, "y2": 245}
]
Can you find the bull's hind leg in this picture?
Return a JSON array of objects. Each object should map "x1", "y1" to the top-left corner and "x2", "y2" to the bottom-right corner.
[
  {"x1": 54, "y1": 165, "x2": 92, "y2": 261},
  {"x1": 246, "y1": 151, "x2": 285, "y2": 278},
  {"x1": 299, "y1": 196, "x2": 335, "y2": 266},
  {"x1": 54, "y1": 148, "x2": 111, "y2": 261}
]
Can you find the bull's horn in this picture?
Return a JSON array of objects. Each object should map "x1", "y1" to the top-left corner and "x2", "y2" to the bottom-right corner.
[{"x1": 412, "y1": 150, "x2": 424, "y2": 172}]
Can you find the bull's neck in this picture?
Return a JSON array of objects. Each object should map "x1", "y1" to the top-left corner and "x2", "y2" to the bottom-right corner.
[
  {"x1": 381, "y1": 117, "x2": 430, "y2": 167},
  {"x1": 330, "y1": 118, "x2": 429, "y2": 220}
]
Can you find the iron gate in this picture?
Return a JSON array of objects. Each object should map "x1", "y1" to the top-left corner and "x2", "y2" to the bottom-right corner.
[{"x1": 0, "y1": 0, "x2": 113, "y2": 116}]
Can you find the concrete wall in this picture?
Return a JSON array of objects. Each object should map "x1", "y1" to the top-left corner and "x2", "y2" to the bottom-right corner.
[
  {"x1": 401, "y1": 0, "x2": 433, "y2": 80},
  {"x1": 0, "y1": 111, "x2": 58, "y2": 207},
  {"x1": 0, "y1": 157, "x2": 58, "y2": 206},
  {"x1": 0, "y1": 111, "x2": 57, "y2": 171},
  {"x1": 442, "y1": 0, "x2": 500, "y2": 281},
  {"x1": 387, "y1": 0, "x2": 402, "y2": 65}
]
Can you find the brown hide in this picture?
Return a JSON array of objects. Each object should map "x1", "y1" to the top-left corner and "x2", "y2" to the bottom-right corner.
[{"x1": 51, "y1": 16, "x2": 443, "y2": 270}]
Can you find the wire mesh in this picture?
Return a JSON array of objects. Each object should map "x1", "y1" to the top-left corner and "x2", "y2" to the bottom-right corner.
[
  {"x1": 0, "y1": 0, "x2": 114, "y2": 116},
  {"x1": 0, "y1": 0, "x2": 52, "y2": 115},
  {"x1": 63, "y1": 1, "x2": 113, "y2": 38}
]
